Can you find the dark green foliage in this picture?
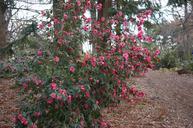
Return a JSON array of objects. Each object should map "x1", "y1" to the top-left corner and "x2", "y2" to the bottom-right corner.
[{"x1": 159, "y1": 51, "x2": 178, "y2": 69}]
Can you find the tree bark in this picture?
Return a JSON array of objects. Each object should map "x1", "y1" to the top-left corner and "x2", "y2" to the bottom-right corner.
[
  {"x1": 0, "y1": 1, "x2": 7, "y2": 49},
  {"x1": 0, "y1": 1, "x2": 8, "y2": 61},
  {"x1": 53, "y1": 0, "x2": 64, "y2": 20},
  {"x1": 98, "y1": 0, "x2": 112, "y2": 19}
]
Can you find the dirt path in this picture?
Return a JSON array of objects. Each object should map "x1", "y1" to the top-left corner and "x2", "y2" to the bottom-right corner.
[
  {"x1": 139, "y1": 70, "x2": 193, "y2": 127},
  {"x1": 103, "y1": 70, "x2": 193, "y2": 128},
  {"x1": 0, "y1": 79, "x2": 20, "y2": 128}
]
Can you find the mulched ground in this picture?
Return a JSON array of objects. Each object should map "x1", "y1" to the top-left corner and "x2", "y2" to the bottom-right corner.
[
  {"x1": 1, "y1": 70, "x2": 193, "y2": 128},
  {"x1": 102, "y1": 70, "x2": 193, "y2": 128},
  {"x1": 0, "y1": 79, "x2": 20, "y2": 128}
]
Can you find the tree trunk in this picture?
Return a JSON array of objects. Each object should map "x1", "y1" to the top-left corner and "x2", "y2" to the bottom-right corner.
[
  {"x1": 98, "y1": 0, "x2": 112, "y2": 19},
  {"x1": 53, "y1": 0, "x2": 64, "y2": 20},
  {"x1": 0, "y1": 1, "x2": 8, "y2": 61}
]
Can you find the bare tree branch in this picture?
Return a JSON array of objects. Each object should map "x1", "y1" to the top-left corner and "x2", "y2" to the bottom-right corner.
[{"x1": 15, "y1": 0, "x2": 52, "y2": 5}]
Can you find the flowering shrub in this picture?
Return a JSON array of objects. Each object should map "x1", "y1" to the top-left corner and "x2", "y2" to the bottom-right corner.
[{"x1": 15, "y1": 1, "x2": 159, "y2": 128}]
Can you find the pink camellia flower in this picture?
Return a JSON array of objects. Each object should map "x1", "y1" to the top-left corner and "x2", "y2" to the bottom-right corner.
[
  {"x1": 12, "y1": 116, "x2": 18, "y2": 123},
  {"x1": 100, "y1": 121, "x2": 108, "y2": 128},
  {"x1": 41, "y1": 11, "x2": 46, "y2": 16},
  {"x1": 58, "y1": 38, "x2": 63, "y2": 45},
  {"x1": 63, "y1": 14, "x2": 68, "y2": 20},
  {"x1": 21, "y1": 118, "x2": 28, "y2": 126},
  {"x1": 123, "y1": 52, "x2": 129, "y2": 61},
  {"x1": 85, "y1": 91, "x2": 90, "y2": 98},
  {"x1": 83, "y1": 26, "x2": 89, "y2": 31},
  {"x1": 91, "y1": 57, "x2": 96, "y2": 67},
  {"x1": 117, "y1": 11, "x2": 123, "y2": 17},
  {"x1": 22, "y1": 83, "x2": 28, "y2": 89},
  {"x1": 113, "y1": 89, "x2": 117, "y2": 97},
  {"x1": 137, "y1": 30, "x2": 143, "y2": 40},
  {"x1": 69, "y1": 66, "x2": 75, "y2": 73},
  {"x1": 50, "y1": 82, "x2": 57, "y2": 90},
  {"x1": 136, "y1": 91, "x2": 145, "y2": 97},
  {"x1": 96, "y1": 100, "x2": 99, "y2": 105},
  {"x1": 129, "y1": 86, "x2": 138, "y2": 94},
  {"x1": 76, "y1": 0, "x2": 81, "y2": 6},
  {"x1": 145, "y1": 36, "x2": 153, "y2": 43},
  {"x1": 48, "y1": 23, "x2": 52, "y2": 28},
  {"x1": 145, "y1": 56, "x2": 151, "y2": 63},
  {"x1": 59, "y1": 88, "x2": 67, "y2": 96},
  {"x1": 50, "y1": 92, "x2": 57, "y2": 99},
  {"x1": 84, "y1": 104, "x2": 89, "y2": 109},
  {"x1": 85, "y1": 18, "x2": 92, "y2": 23},
  {"x1": 17, "y1": 114, "x2": 23, "y2": 120},
  {"x1": 99, "y1": 56, "x2": 105, "y2": 61},
  {"x1": 47, "y1": 98, "x2": 53, "y2": 104},
  {"x1": 67, "y1": 95, "x2": 72, "y2": 104},
  {"x1": 53, "y1": 18, "x2": 59, "y2": 24},
  {"x1": 57, "y1": 95, "x2": 62, "y2": 100},
  {"x1": 80, "y1": 85, "x2": 86, "y2": 92},
  {"x1": 96, "y1": 3, "x2": 102, "y2": 10},
  {"x1": 38, "y1": 23, "x2": 44, "y2": 29},
  {"x1": 121, "y1": 85, "x2": 127, "y2": 96},
  {"x1": 37, "y1": 50, "x2": 43, "y2": 56},
  {"x1": 30, "y1": 123, "x2": 38, "y2": 128},
  {"x1": 34, "y1": 112, "x2": 41, "y2": 118},
  {"x1": 53, "y1": 56, "x2": 60, "y2": 63},
  {"x1": 154, "y1": 49, "x2": 160, "y2": 56},
  {"x1": 101, "y1": 17, "x2": 105, "y2": 22}
]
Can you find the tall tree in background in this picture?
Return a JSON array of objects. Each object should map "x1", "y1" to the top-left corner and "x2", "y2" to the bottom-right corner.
[
  {"x1": 0, "y1": 1, "x2": 7, "y2": 49},
  {"x1": 168, "y1": 0, "x2": 193, "y2": 60},
  {"x1": 0, "y1": 0, "x2": 14, "y2": 60}
]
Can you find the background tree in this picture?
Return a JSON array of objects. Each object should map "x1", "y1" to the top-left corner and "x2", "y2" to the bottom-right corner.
[
  {"x1": 167, "y1": 0, "x2": 193, "y2": 60},
  {"x1": 0, "y1": 0, "x2": 14, "y2": 60}
]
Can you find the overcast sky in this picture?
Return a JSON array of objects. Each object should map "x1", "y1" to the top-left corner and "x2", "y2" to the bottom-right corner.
[{"x1": 14, "y1": 0, "x2": 172, "y2": 20}]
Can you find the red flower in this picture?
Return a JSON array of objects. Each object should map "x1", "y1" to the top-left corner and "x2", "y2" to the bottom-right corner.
[
  {"x1": 41, "y1": 10, "x2": 46, "y2": 16},
  {"x1": 50, "y1": 82, "x2": 57, "y2": 90},
  {"x1": 101, "y1": 17, "x2": 105, "y2": 22},
  {"x1": 54, "y1": 56, "x2": 60, "y2": 63},
  {"x1": 38, "y1": 23, "x2": 44, "y2": 29},
  {"x1": 145, "y1": 56, "x2": 151, "y2": 63},
  {"x1": 95, "y1": 3, "x2": 102, "y2": 10},
  {"x1": 34, "y1": 112, "x2": 41, "y2": 118},
  {"x1": 85, "y1": 91, "x2": 90, "y2": 98},
  {"x1": 83, "y1": 26, "x2": 89, "y2": 31},
  {"x1": 67, "y1": 95, "x2": 72, "y2": 104},
  {"x1": 145, "y1": 36, "x2": 153, "y2": 43},
  {"x1": 63, "y1": 14, "x2": 68, "y2": 20},
  {"x1": 130, "y1": 86, "x2": 137, "y2": 94},
  {"x1": 154, "y1": 49, "x2": 160, "y2": 56},
  {"x1": 47, "y1": 98, "x2": 53, "y2": 104},
  {"x1": 100, "y1": 121, "x2": 108, "y2": 128},
  {"x1": 136, "y1": 91, "x2": 145, "y2": 97},
  {"x1": 57, "y1": 95, "x2": 62, "y2": 100},
  {"x1": 30, "y1": 123, "x2": 38, "y2": 128},
  {"x1": 50, "y1": 92, "x2": 57, "y2": 99},
  {"x1": 59, "y1": 89, "x2": 67, "y2": 96},
  {"x1": 22, "y1": 83, "x2": 28, "y2": 89},
  {"x1": 91, "y1": 57, "x2": 96, "y2": 67},
  {"x1": 53, "y1": 18, "x2": 59, "y2": 24},
  {"x1": 37, "y1": 50, "x2": 43, "y2": 56},
  {"x1": 12, "y1": 116, "x2": 17, "y2": 123},
  {"x1": 123, "y1": 52, "x2": 129, "y2": 61},
  {"x1": 80, "y1": 85, "x2": 86, "y2": 92},
  {"x1": 21, "y1": 118, "x2": 28, "y2": 126},
  {"x1": 76, "y1": 0, "x2": 81, "y2": 6},
  {"x1": 69, "y1": 66, "x2": 75, "y2": 73}
]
